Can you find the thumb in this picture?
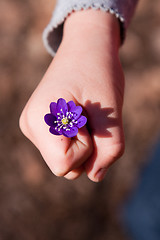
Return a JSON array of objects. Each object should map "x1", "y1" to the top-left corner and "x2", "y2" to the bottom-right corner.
[
  {"x1": 37, "y1": 125, "x2": 93, "y2": 177},
  {"x1": 20, "y1": 99, "x2": 93, "y2": 178}
]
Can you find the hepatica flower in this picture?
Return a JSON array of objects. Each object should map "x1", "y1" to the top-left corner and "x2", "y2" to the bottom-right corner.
[{"x1": 44, "y1": 98, "x2": 87, "y2": 138}]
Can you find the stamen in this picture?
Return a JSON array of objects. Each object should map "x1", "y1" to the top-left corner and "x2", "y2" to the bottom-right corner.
[
  {"x1": 55, "y1": 119, "x2": 61, "y2": 123},
  {"x1": 67, "y1": 112, "x2": 73, "y2": 119},
  {"x1": 66, "y1": 128, "x2": 70, "y2": 131},
  {"x1": 57, "y1": 124, "x2": 63, "y2": 131},
  {"x1": 61, "y1": 117, "x2": 69, "y2": 125}
]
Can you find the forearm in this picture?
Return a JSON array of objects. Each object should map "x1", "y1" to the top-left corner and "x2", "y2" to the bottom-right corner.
[
  {"x1": 62, "y1": 9, "x2": 120, "y2": 54},
  {"x1": 43, "y1": 0, "x2": 139, "y2": 56}
]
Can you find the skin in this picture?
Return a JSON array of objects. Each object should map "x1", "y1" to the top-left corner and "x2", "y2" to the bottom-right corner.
[{"x1": 19, "y1": 9, "x2": 125, "y2": 182}]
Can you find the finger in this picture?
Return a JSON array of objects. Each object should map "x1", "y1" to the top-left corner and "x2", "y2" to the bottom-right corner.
[
  {"x1": 64, "y1": 166, "x2": 84, "y2": 180},
  {"x1": 83, "y1": 94, "x2": 125, "y2": 182},
  {"x1": 85, "y1": 126, "x2": 125, "y2": 182},
  {"x1": 20, "y1": 92, "x2": 93, "y2": 178},
  {"x1": 21, "y1": 104, "x2": 92, "y2": 177},
  {"x1": 43, "y1": 131, "x2": 92, "y2": 176}
]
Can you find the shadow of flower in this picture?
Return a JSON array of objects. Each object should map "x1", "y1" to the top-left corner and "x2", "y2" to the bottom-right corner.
[{"x1": 84, "y1": 100, "x2": 119, "y2": 138}]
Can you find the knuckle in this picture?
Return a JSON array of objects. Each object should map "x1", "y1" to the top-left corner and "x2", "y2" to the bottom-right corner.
[
  {"x1": 108, "y1": 142, "x2": 125, "y2": 160},
  {"x1": 53, "y1": 155, "x2": 73, "y2": 177},
  {"x1": 19, "y1": 107, "x2": 29, "y2": 136},
  {"x1": 19, "y1": 104, "x2": 35, "y2": 138},
  {"x1": 53, "y1": 169, "x2": 65, "y2": 177},
  {"x1": 53, "y1": 166, "x2": 69, "y2": 177}
]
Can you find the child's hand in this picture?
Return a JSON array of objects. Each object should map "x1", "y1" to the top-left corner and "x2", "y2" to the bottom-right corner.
[{"x1": 19, "y1": 10, "x2": 125, "y2": 182}]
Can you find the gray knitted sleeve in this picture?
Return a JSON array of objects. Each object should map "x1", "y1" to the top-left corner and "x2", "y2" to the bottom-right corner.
[{"x1": 43, "y1": 0, "x2": 138, "y2": 56}]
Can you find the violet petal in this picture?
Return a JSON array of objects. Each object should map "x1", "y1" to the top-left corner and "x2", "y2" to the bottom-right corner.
[
  {"x1": 49, "y1": 127, "x2": 62, "y2": 135},
  {"x1": 44, "y1": 114, "x2": 56, "y2": 127},
  {"x1": 62, "y1": 127, "x2": 78, "y2": 138},
  {"x1": 67, "y1": 101, "x2": 76, "y2": 112},
  {"x1": 50, "y1": 102, "x2": 57, "y2": 116},
  {"x1": 76, "y1": 116, "x2": 87, "y2": 128},
  {"x1": 56, "y1": 98, "x2": 68, "y2": 116},
  {"x1": 72, "y1": 106, "x2": 83, "y2": 120}
]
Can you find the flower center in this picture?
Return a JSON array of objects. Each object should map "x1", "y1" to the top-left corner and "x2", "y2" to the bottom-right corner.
[{"x1": 61, "y1": 117, "x2": 69, "y2": 125}]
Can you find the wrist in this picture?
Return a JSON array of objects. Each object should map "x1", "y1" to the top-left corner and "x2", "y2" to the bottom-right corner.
[{"x1": 62, "y1": 9, "x2": 120, "y2": 55}]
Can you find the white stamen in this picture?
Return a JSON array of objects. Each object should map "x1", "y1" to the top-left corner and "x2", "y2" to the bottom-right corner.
[{"x1": 66, "y1": 128, "x2": 70, "y2": 131}]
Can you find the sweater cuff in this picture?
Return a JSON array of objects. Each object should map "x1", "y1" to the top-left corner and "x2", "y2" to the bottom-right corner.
[{"x1": 43, "y1": 0, "x2": 138, "y2": 57}]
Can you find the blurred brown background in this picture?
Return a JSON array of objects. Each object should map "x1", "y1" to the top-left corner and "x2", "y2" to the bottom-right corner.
[{"x1": 0, "y1": 0, "x2": 160, "y2": 239}]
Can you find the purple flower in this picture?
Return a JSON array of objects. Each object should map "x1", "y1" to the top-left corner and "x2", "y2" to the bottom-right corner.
[{"x1": 44, "y1": 98, "x2": 87, "y2": 138}]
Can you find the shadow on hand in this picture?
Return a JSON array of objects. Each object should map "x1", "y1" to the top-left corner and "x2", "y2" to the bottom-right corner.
[{"x1": 84, "y1": 100, "x2": 119, "y2": 138}]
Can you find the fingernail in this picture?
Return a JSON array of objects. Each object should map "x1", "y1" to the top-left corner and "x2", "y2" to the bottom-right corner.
[{"x1": 95, "y1": 168, "x2": 107, "y2": 182}]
